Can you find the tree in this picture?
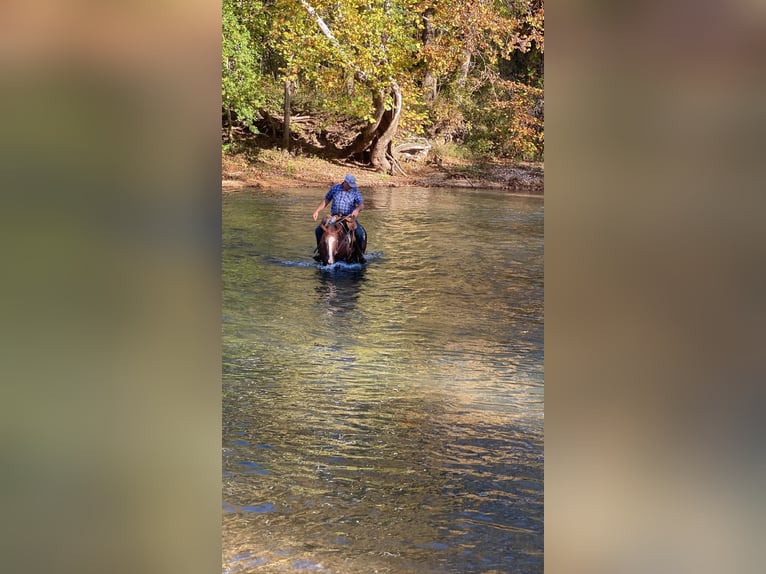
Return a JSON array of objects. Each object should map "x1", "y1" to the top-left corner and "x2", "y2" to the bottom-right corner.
[
  {"x1": 222, "y1": 0, "x2": 544, "y2": 164},
  {"x1": 296, "y1": 0, "x2": 419, "y2": 173},
  {"x1": 222, "y1": 0, "x2": 266, "y2": 140}
]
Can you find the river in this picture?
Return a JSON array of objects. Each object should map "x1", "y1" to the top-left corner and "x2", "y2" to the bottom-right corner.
[{"x1": 222, "y1": 186, "x2": 543, "y2": 573}]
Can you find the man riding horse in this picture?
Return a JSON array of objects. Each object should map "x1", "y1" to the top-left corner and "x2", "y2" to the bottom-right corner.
[{"x1": 312, "y1": 174, "x2": 367, "y2": 263}]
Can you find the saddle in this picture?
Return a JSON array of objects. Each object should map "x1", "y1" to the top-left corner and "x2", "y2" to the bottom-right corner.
[{"x1": 321, "y1": 214, "x2": 357, "y2": 234}]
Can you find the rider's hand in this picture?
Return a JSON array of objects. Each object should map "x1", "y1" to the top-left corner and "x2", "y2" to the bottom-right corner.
[{"x1": 312, "y1": 211, "x2": 319, "y2": 221}]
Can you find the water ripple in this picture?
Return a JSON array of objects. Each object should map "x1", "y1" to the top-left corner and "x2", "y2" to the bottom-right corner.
[{"x1": 223, "y1": 188, "x2": 543, "y2": 573}]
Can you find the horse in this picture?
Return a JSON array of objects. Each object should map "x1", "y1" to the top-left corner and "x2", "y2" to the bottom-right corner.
[{"x1": 316, "y1": 214, "x2": 367, "y2": 265}]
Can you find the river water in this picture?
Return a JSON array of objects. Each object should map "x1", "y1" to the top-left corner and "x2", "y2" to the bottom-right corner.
[{"x1": 222, "y1": 186, "x2": 543, "y2": 573}]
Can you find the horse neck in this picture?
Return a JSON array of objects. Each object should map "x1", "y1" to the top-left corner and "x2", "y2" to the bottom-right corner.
[{"x1": 327, "y1": 223, "x2": 352, "y2": 250}]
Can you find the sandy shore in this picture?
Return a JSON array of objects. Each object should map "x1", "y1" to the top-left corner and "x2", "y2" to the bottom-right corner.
[{"x1": 222, "y1": 151, "x2": 543, "y2": 194}]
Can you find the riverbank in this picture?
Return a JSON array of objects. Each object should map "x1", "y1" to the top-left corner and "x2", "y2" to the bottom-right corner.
[{"x1": 222, "y1": 148, "x2": 543, "y2": 194}]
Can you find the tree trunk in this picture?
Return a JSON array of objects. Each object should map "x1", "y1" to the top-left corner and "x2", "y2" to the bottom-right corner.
[
  {"x1": 458, "y1": 48, "x2": 471, "y2": 88},
  {"x1": 370, "y1": 81, "x2": 402, "y2": 173},
  {"x1": 328, "y1": 89, "x2": 385, "y2": 159},
  {"x1": 226, "y1": 107, "x2": 233, "y2": 141},
  {"x1": 282, "y1": 80, "x2": 292, "y2": 151},
  {"x1": 424, "y1": 71, "x2": 437, "y2": 103},
  {"x1": 422, "y1": 8, "x2": 437, "y2": 103}
]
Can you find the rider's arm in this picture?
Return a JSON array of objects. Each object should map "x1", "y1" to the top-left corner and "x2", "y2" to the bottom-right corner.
[
  {"x1": 351, "y1": 193, "x2": 363, "y2": 218},
  {"x1": 313, "y1": 199, "x2": 327, "y2": 221}
]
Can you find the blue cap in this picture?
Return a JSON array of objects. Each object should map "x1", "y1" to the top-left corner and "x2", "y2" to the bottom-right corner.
[{"x1": 344, "y1": 174, "x2": 357, "y2": 187}]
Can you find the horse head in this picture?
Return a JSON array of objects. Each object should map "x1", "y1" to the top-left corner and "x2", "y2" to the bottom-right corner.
[{"x1": 318, "y1": 215, "x2": 355, "y2": 265}]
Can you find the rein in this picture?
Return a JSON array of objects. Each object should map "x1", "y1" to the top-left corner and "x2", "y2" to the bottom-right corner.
[
  {"x1": 330, "y1": 214, "x2": 354, "y2": 226},
  {"x1": 322, "y1": 214, "x2": 356, "y2": 249}
]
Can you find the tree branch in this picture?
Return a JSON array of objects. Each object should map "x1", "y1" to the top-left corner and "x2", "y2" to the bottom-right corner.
[{"x1": 299, "y1": 0, "x2": 368, "y2": 83}]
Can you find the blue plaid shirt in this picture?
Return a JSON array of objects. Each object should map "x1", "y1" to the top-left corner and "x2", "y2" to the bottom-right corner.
[{"x1": 325, "y1": 184, "x2": 363, "y2": 216}]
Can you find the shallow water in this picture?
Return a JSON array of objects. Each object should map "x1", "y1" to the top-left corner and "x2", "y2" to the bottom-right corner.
[{"x1": 223, "y1": 187, "x2": 543, "y2": 573}]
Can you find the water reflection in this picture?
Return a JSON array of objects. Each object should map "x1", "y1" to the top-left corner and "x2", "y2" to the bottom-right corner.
[
  {"x1": 315, "y1": 265, "x2": 366, "y2": 317},
  {"x1": 223, "y1": 187, "x2": 543, "y2": 573}
]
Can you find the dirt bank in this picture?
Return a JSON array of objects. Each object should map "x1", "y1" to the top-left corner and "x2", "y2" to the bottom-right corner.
[{"x1": 222, "y1": 149, "x2": 543, "y2": 194}]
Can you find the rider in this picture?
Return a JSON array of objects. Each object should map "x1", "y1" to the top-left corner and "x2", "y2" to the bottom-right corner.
[{"x1": 312, "y1": 173, "x2": 367, "y2": 260}]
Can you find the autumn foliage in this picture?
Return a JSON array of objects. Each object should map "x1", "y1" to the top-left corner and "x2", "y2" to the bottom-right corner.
[{"x1": 223, "y1": 0, "x2": 544, "y2": 166}]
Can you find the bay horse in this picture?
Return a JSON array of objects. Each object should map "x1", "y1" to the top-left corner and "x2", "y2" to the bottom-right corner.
[{"x1": 316, "y1": 214, "x2": 366, "y2": 265}]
